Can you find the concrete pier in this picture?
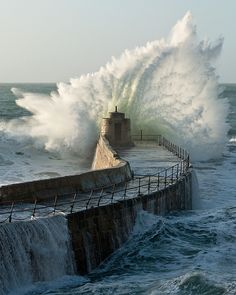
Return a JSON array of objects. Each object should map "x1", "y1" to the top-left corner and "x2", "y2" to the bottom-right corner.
[
  {"x1": 0, "y1": 108, "x2": 194, "y2": 284},
  {"x1": 0, "y1": 137, "x2": 186, "y2": 220},
  {"x1": 68, "y1": 138, "x2": 192, "y2": 274},
  {"x1": 117, "y1": 142, "x2": 181, "y2": 176},
  {"x1": 0, "y1": 134, "x2": 193, "y2": 276}
]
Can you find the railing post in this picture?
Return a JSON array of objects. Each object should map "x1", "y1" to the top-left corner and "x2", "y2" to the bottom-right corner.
[
  {"x1": 111, "y1": 184, "x2": 116, "y2": 203},
  {"x1": 138, "y1": 177, "x2": 141, "y2": 195},
  {"x1": 32, "y1": 199, "x2": 37, "y2": 217},
  {"x1": 123, "y1": 182, "x2": 127, "y2": 199},
  {"x1": 157, "y1": 173, "x2": 160, "y2": 189},
  {"x1": 9, "y1": 202, "x2": 14, "y2": 223},
  {"x1": 184, "y1": 159, "x2": 187, "y2": 172},
  {"x1": 98, "y1": 188, "x2": 104, "y2": 206},
  {"x1": 70, "y1": 191, "x2": 77, "y2": 213},
  {"x1": 140, "y1": 130, "x2": 143, "y2": 141},
  {"x1": 148, "y1": 176, "x2": 151, "y2": 194},
  {"x1": 86, "y1": 189, "x2": 94, "y2": 209},
  {"x1": 171, "y1": 166, "x2": 174, "y2": 184},
  {"x1": 176, "y1": 163, "x2": 179, "y2": 180},
  {"x1": 164, "y1": 170, "x2": 167, "y2": 188},
  {"x1": 53, "y1": 195, "x2": 58, "y2": 215}
]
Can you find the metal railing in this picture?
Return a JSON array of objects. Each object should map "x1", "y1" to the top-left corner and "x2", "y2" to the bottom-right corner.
[{"x1": 0, "y1": 134, "x2": 190, "y2": 223}]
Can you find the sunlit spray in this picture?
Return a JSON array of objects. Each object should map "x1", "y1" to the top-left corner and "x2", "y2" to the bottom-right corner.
[{"x1": 1, "y1": 12, "x2": 229, "y2": 161}]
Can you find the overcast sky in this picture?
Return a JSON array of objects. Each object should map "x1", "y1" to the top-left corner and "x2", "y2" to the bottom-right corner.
[{"x1": 0, "y1": 0, "x2": 235, "y2": 83}]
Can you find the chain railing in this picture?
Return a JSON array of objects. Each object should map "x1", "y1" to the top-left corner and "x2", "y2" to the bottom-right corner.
[{"x1": 0, "y1": 134, "x2": 190, "y2": 223}]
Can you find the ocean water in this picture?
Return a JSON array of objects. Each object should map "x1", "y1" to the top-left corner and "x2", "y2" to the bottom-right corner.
[
  {"x1": 0, "y1": 12, "x2": 236, "y2": 295},
  {"x1": 0, "y1": 83, "x2": 235, "y2": 295},
  {"x1": 0, "y1": 84, "x2": 90, "y2": 185}
]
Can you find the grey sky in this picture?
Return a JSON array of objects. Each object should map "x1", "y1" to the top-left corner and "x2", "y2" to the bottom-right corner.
[{"x1": 0, "y1": 0, "x2": 235, "y2": 83}]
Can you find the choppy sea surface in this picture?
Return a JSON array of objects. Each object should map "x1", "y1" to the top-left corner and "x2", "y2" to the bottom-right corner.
[{"x1": 0, "y1": 83, "x2": 236, "y2": 295}]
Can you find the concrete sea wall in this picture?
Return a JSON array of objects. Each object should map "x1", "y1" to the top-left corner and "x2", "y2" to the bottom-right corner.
[
  {"x1": 0, "y1": 136, "x2": 132, "y2": 203},
  {"x1": 67, "y1": 171, "x2": 192, "y2": 274},
  {"x1": 92, "y1": 135, "x2": 121, "y2": 169},
  {"x1": 0, "y1": 135, "x2": 193, "y2": 277}
]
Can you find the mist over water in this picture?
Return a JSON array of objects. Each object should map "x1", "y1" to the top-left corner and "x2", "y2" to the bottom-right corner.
[{"x1": 0, "y1": 12, "x2": 229, "y2": 161}]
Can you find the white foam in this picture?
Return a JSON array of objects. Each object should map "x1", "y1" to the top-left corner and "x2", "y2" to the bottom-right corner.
[
  {"x1": 229, "y1": 136, "x2": 236, "y2": 143},
  {"x1": 0, "y1": 216, "x2": 76, "y2": 295},
  {"x1": 133, "y1": 210, "x2": 162, "y2": 235},
  {"x1": 191, "y1": 169, "x2": 201, "y2": 209},
  {"x1": 1, "y1": 12, "x2": 229, "y2": 161}
]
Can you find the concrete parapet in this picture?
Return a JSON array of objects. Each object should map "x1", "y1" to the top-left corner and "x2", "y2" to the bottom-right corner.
[
  {"x1": 0, "y1": 133, "x2": 193, "y2": 277},
  {"x1": 92, "y1": 135, "x2": 122, "y2": 169},
  {"x1": 0, "y1": 136, "x2": 132, "y2": 203}
]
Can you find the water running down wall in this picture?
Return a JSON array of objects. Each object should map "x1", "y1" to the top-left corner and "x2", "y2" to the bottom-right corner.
[
  {"x1": 0, "y1": 135, "x2": 133, "y2": 294},
  {"x1": 0, "y1": 135, "x2": 192, "y2": 292},
  {"x1": 67, "y1": 176, "x2": 192, "y2": 274},
  {"x1": 0, "y1": 216, "x2": 75, "y2": 295}
]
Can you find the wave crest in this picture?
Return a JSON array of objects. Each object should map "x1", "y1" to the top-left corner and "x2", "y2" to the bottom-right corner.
[{"x1": 2, "y1": 12, "x2": 229, "y2": 161}]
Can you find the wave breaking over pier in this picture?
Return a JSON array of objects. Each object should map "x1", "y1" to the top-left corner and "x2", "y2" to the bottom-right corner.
[{"x1": 1, "y1": 12, "x2": 229, "y2": 161}]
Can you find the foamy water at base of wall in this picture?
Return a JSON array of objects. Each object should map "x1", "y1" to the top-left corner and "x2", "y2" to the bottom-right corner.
[
  {"x1": 0, "y1": 216, "x2": 76, "y2": 295},
  {"x1": 4, "y1": 143, "x2": 234, "y2": 295},
  {"x1": 0, "y1": 146, "x2": 235, "y2": 295}
]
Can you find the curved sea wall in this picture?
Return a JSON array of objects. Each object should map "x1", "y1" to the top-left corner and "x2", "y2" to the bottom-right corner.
[
  {"x1": 0, "y1": 135, "x2": 193, "y2": 284},
  {"x1": 0, "y1": 136, "x2": 132, "y2": 203},
  {"x1": 67, "y1": 170, "x2": 192, "y2": 274}
]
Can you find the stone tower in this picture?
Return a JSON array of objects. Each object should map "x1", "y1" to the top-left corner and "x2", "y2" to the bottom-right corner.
[{"x1": 101, "y1": 106, "x2": 133, "y2": 146}]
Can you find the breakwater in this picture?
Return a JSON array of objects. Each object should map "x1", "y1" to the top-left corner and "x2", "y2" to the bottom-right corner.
[
  {"x1": 68, "y1": 135, "x2": 192, "y2": 274},
  {"x1": 0, "y1": 134, "x2": 193, "y2": 291},
  {"x1": 67, "y1": 174, "x2": 191, "y2": 274},
  {"x1": 68, "y1": 134, "x2": 192, "y2": 274}
]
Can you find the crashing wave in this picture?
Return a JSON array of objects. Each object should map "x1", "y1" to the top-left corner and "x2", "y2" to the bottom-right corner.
[{"x1": 1, "y1": 12, "x2": 229, "y2": 161}]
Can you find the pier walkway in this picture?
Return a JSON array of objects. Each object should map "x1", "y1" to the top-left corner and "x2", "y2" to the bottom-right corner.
[
  {"x1": 118, "y1": 142, "x2": 180, "y2": 176},
  {"x1": 0, "y1": 138, "x2": 189, "y2": 223}
]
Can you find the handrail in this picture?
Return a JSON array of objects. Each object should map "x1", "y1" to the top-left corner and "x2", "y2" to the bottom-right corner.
[{"x1": 0, "y1": 134, "x2": 190, "y2": 223}]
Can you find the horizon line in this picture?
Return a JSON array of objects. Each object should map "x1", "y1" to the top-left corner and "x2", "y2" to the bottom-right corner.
[{"x1": 0, "y1": 81, "x2": 235, "y2": 85}]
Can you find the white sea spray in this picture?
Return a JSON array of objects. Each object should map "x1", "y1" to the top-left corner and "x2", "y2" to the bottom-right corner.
[{"x1": 1, "y1": 12, "x2": 229, "y2": 160}]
